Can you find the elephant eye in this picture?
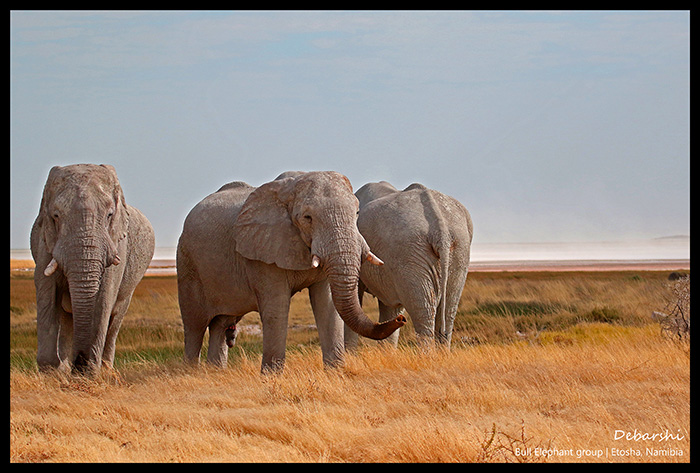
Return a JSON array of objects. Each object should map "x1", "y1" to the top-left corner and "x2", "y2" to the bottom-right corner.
[{"x1": 303, "y1": 215, "x2": 312, "y2": 223}]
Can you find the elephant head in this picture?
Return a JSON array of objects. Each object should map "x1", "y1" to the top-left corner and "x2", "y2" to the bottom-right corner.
[
  {"x1": 355, "y1": 181, "x2": 399, "y2": 209},
  {"x1": 233, "y1": 171, "x2": 405, "y2": 339},
  {"x1": 37, "y1": 164, "x2": 129, "y2": 372}
]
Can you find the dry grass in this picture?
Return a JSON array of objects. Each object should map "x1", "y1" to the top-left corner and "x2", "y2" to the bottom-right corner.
[
  {"x1": 10, "y1": 325, "x2": 690, "y2": 462},
  {"x1": 10, "y1": 259, "x2": 35, "y2": 271},
  {"x1": 10, "y1": 269, "x2": 690, "y2": 462}
]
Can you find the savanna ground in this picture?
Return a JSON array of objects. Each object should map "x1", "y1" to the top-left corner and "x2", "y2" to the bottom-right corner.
[{"x1": 10, "y1": 263, "x2": 690, "y2": 462}]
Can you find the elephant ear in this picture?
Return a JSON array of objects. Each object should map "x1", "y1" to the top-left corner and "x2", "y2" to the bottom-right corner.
[
  {"x1": 232, "y1": 178, "x2": 311, "y2": 271},
  {"x1": 100, "y1": 164, "x2": 130, "y2": 243},
  {"x1": 39, "y1": 166, "x2": 62, "y2": 253}
]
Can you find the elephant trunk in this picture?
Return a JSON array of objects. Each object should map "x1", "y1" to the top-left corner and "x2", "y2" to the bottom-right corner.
[
  {"x1": 62, "y1": 235, "x2": 110, "y2": 375},
  {"x1": 323, "y1": 243, "x2": 405, "y2": 340}
]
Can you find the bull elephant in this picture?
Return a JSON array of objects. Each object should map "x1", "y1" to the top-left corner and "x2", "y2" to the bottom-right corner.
[
  {"x1": 176, "y1": 171, "x2": 405, "y2": 373},
  {"x1": 30, "y1": 164, "x2": 155, "y2": 375},
  {"x1": 345, "y1": 181, "x2": 473, "y2": 349}
]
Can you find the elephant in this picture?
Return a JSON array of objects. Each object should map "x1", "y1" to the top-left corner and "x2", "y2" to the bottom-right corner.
[
  {"x1": 176, "y1": 171, "x2": 406, "y2": 373},
  {"x1": 345, "y1": 181, "x2": 473, "y2": 349},
  {"x1": 30, "y1": 164, "x2": 155, "y2": 375}
]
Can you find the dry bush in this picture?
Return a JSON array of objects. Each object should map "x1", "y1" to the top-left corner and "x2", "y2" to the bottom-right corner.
[
  {"x1": 652, "y1": 276, "x2": 690, "y2": 342},
  {"x1": 476, "y1": 421, "x2": 550, "y2": 463}
]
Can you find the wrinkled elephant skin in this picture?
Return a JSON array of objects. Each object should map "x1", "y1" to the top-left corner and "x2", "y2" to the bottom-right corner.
[
  {"x1": 177, "y1": 171, "x2": 405, "y2": 373},
  {"x1": 346, "y1": 181, "x2": 473, "y2": 349},
  {"x1": 31, "y1": 164, "x2": 155, "y2": 375}
]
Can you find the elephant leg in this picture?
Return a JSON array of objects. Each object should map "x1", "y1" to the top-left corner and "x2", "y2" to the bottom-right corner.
[
  {"x1": 57, "y1": 310, "x2": 73, "y2": 369},
  {"x1": 411, "y1": 313, "x2": 436, "y2": 349},
  {"x1": 438, "y1": 293, "x2": 462, "y2": 348},
  {"x1": 309, "y1": 280, "x2": 344, "y2": 368},
  {"x1": 378, "y1": 301, "x2": 402, "y2": 348},
  {"x1": 257, "y1": 291, "x2": 291, "y2": 374},
  {"x1": 435, "y1": 285, "x2": 461, "y2": 347},
  {"x1": 402, "y1": 298, "x2": 436, "y2": 349},
  {"x1": 394, "y1": 274, "x2": 441, "y2": 349},
  {"x1": 35, "y1": 282, "x2": 61, "y2": 370},
  {"x1": 440, "y1": 268, "x2": 468, "y2": 348},
  {"x1": 184, "y1": 321, "x2": 207, "y2": 365},
  {"x1": 439, "y1": 306, "x2": 457, "y2": 347},
  {"x1": 179, "y1": 276, "x2": 208, "y2": 364},
  {"x1": 102, "y1": 295, "x2": 131, "y2": 369},
  {"x1": 344, "y1": 325, "x2": 360, "y2": 352}
]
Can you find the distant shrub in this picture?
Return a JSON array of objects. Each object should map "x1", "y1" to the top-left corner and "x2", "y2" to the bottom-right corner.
[
  {"x1": 470, "y1": 300, "x2": 561, "y2": 318},
  {"x1": 652, "y1": 275, "x2": 690, "y2": 342},
  {"x1": 580, "y1": 306, "x2": 621, "y2": 324}
]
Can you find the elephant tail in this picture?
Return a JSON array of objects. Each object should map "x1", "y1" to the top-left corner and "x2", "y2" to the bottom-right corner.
[
  {"x1": 431, "y1": 232, "x2": 452, "y2": 344},
  {"x1": 425, "y1": 193, "x2": 452, "y2": 345}
]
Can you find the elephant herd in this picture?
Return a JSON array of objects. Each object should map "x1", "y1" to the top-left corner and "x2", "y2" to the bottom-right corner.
[{"x1": 30, "y1": 164, "x2": 473, "y2": 375}]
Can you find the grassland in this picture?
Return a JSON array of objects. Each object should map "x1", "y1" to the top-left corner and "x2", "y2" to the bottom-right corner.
[{"x1": 10, "y1": 268, "x2": 690, "y2": 462}]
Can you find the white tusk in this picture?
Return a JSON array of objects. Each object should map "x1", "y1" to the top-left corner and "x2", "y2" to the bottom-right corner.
[
  {"x1": 311, "y1": 254, "x2": 321, "y2": 268},
  {"x1": 367, "y1": 251, "x2": 384, "y2": 266},
  {"x1": 44, "y1": 258, "x2": 58, "y2": 276},
  {"x1": 112, "y1": 254, "x2": 121, "y2": 266}
]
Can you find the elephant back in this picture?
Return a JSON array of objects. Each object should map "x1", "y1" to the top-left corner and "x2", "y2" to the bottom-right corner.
[
  {"x1": 355, "y1": 181, "x2": 398, "y2": 209},
  {"x1": 181, "y1": 182, "x2": 255, "y2": 244}
]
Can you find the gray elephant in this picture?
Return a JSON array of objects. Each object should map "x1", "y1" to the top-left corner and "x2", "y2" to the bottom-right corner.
[
  {"x1": 176, "y1": 171, "x2": 405, "y2": 373},
  {"x1": 30, "y1": 164, "x2": 155, "y2": 375},
  {"x1": 345, "y1": 181, "x2": 473, "y2": 349}
]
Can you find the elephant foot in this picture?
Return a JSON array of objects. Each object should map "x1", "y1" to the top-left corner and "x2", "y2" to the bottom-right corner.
[
  {"x1": 260, "y1": 358, "x2": 285, "y2": 375},
  {"x1": 71, "y1": 354, "x2": 100, "y2": 377}
]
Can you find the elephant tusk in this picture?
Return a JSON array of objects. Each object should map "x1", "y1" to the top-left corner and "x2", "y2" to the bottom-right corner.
[
  {"x1": 367, "y1": 251, "x2": 384, "y2": 266},
  {"x1": 112, "y1": 254, "x2": 121, "y2": 266},
  {"x1": 311, "y1": 254, "x2": 321, "y2": 268},
  {"x1": 44, "y1": 258, "x2": 58, "y2": 276}
]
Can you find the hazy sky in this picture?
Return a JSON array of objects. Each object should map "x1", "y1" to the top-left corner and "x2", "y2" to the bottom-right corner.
[{"x1": 10, "y1": 10, "x2": 690, "y2": 248}]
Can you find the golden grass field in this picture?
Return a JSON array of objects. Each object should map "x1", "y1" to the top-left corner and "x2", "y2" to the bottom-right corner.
[{"x1": 10, "y1": 265, "x2": 690, "y2": 463}]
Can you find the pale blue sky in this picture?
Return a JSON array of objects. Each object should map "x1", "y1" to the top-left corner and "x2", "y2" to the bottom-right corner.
[{"x1": 10, "y1": 10, "x2": 689, "y2": 248}]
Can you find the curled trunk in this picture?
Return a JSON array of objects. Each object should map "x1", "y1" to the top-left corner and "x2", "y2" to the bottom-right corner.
[{"x1": 324, "y1": 252, "x2": 405, "y2": 340}]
